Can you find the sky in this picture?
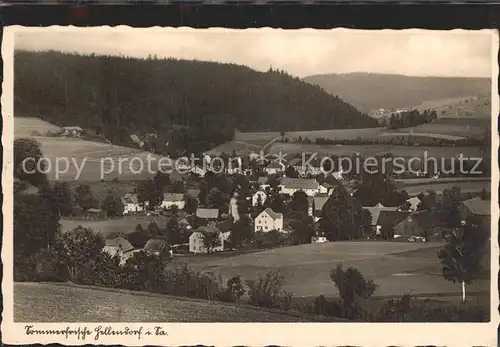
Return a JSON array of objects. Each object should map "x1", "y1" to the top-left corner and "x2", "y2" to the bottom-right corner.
[{"x1": 14, "y1": 28, "x2": 494, "y2": 78}]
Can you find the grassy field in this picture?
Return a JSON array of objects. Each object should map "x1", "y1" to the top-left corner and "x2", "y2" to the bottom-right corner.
[
  {"x1": 402, "y1": 181, "x2": 491, "y2": 196},
  {"x1": 266, "y1": 143, "x2": 483, "y2": 159},
  {"x1": 14, "y1": 283, "x2": 334, "y2": 322},
  {"x1": 14, "y1": 117, "x2": 63, "y2": 136},
  {"x1": 177, "y1": 241, "x2": 490, "y2": 299},
  {"x1": 60, "y1": 216, "x2": 169, "y2": 238}
]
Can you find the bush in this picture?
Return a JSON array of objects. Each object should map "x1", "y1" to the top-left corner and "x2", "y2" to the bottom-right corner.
[
  {"x1": 246, "y1": 270, "x2": 285, "y2": 309},
  {"x1": 34, "y1": 248, "x2": 68, "y2": 282},
  {"x1": 217, "y1": 276, "x2": 246, "y2": 302},
  {"x1": 312, "y1": 295, "x2": 343, "y2": 317}
]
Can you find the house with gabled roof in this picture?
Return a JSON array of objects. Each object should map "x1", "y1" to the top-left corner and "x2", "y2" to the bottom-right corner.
[
  {"x1": 264, "y1": 161, "x2": 285, "y2": 175},
  {"x1": 254, "y1": 208, "x2": 284, "y2": 233},
  {"x1": 62, "y1": 126, "x2": 83, "y2": 137},
  {"x1": 103, "y1": 236, "x2": 138, "y2": 265},
  {"x1": 362, "y1": 202, "x2": 410, "y2": 237},
  {"x1": 278, "y1": 178, "x2": 319, "y2": 197},
  {"x1": 161, "y1": 193, "x2": 185, "y2": 210},
  {"x1": 143, "y1": 238, "x2": 172, "y2": 258},
  {"x1": 121, "y1": 193, "x2": 145, "y2": 215},
  {"x1": 252, "y1": 190, "x2": 267, "y2": 207},
  {"x1": 394, "y1": 210, "x2": 446, "y2": 241},
  {"x1": 459, "y1": 197, "x2": 490, "y2": 220},
  {"x1": 189, "y1": 224, "x2": 230, "y2": 254}
]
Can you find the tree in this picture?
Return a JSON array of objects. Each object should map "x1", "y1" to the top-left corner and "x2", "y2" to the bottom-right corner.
[
  {"x1": 201, "y1": 231, "x2": 222, "y2": 253},
  {"x1": 289, "y1": 190, "x2": 309, "y2": 215},
  {"x1": 246, "y1": 270, "x2": 285, "y2": 309},
  {"x1": 57, "y1": 226, "x2": 105, "y2": 284},
  {"x1": 284, "y1": 166, "x2": 299, "y2": 178},
  {"x1": 184, "y1": 195, "x2": 198, "y2": 214},
  {"x1": 320, "y1": 186, "x2": 364, "y2": 241},
  {"x1": 230, "y1": 215, "x2": 253, "y2": 248},
  {"x1": 206, "y1": 187, "x2": 227, "y2": 210},
  {"x1": 14, "y1": 188, "x2": 60, "y2": 259},
  {"x1": 440, "y1": 187, "x2": 462, "y2": 228},
  {"x1": 289, "y1": 214, "x2": 314, "y2": 245},
  {"x1": 165, "y1": 215, "x2": 180, "y2": 245},
  {"x1": 51, "y1": 181, "x2": 73, "y2": 216},
  {"x1": 148, "y1": 222, "x2": 161, "y2": 238},
  {"x1": 75, "y1": 184, "x2": 96, "y2": 211},
  {"x1": 101, "y1": 190, "x2": 125, "y2": 217},
  {"x1": 136, "y1": 179, "x2": 160, "y2": 209},
  {"x1": 438, "y1": 220, "x2": 488, "y2": 303},
  {"x1": 14, "y1": 138, "x2": 48, "y2": 187},
  {"x1": 330, "y1": 265, "x2": 378, "y2": 319}
]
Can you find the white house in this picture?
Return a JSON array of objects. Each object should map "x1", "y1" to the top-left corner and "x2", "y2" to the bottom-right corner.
[
  {"x1": 161, "y1": 193, "x2": 185, "y2": 210},
  {"x1": 406, "y1": 197, "x2": 422, "y2": 212},
  {"x1": 278, "y1": 178, "x2": 319, "y2": 197},
  {"x1": 121, "y1": 193, "x2": 145, "y2": 215},
  {"x1": 189, "y1": 225, "x2": 230, "y2": 254},
  {"x1": 229, "y1": 193, "x2": 240, "y2": 222},
  {"x1": 62, "y1": 126, "x2": 83, "y2": 137},
  {"x1": 254, "y1": 208, "x2": 284, "y2": 233},
  {"x1": 196, "y1": 208, "x2": 220, "y2": 220},
  {"x1": 252, "y1": 190, "x2": 267, "y2": 207},
  {"x1": 264, "y1": 161, "x2": 285, "y2": 175},
  {"x1": 257, "y1": 177, "x2": 270, "y2": 190},
  {"x1": 102, "y1": 236, "x2": 136, "y2": 266}
]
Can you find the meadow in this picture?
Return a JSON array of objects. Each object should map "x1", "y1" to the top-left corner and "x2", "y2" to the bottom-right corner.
[
  {"x1": 60, "y1": 216, "x2": 169, "y2": 238},
  {"x1": 266, "y1": 143, "x2": 483, "y2": 159},
  {"x1": 178, "y1": 241, "x2": 490, "y2": 299},
  {"x1": 14, "y1": 283, "x2": 333, "y2": 322}
]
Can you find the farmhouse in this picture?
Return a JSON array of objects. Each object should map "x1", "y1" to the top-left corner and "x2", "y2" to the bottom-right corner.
[
  {"x1": 394, "y1": 210, "x2": 446, "y2": 241},
  {"x1": 161, "y1": 193, "x2": 185, "y2": 210},
  {"x1": 252, "y1": 190, "x2": 267, "y2": 207},
  {"x1": 103, "y1": 236, "x2": 136, "y2": 265},
  {"x1": 362, "y1": 203, "x2": 410, "y2": 237},
  {"x1": 254, "y1": 208, "x2": 284, "y2": 232},
  {"x1": 62, "y1": 126, "x2": 83, "y2": 137},
  {"x1": 264, "y1": 161, "x2": 285, "y2": 175},
  {"x1": 143, "y1": 238, "x2": 172, "y2": 258},
  {"x1": 278, "y1": 178, "x2": 319, "y2": 197},
  {"x1": 196, "y1": 208, "x2": 220, "y2": 221},
  {"x1": 121, "y1": 193, "x2": 145, "y2": 215},
  {"x1": 189, "y1": 225, "x2": 230, "y2": 254}
]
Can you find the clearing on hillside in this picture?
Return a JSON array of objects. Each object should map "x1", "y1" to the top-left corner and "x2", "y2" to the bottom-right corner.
[{"x1": 14, "y1": 117, "x2": 63, "y2": 137}]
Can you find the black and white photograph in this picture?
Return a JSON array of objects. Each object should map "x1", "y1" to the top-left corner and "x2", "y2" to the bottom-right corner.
[{"x1": 2, "y1": 27, "x2": 498, "y2": 345}]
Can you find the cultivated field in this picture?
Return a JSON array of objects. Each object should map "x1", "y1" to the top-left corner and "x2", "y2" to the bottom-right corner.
[
  {"x1": 180, "y1": 241, "x2": 489, "y2": 299},
  {"x1": 14, "y1": 118, "x2": 181, "y2": 182},
  {"x1": 60, "y1": 216, "x2": 169, "y2": 238},
  {"x1": 14, "y1": 283, "x2": 331, "y2": 322}
]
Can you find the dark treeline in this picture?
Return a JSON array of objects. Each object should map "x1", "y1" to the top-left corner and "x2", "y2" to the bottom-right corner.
[
  {"x1": 387, "y1": 109, "x2": 438, "y2": 129},
  {"x1": 14, "y1": 50, "x2": 378, "y2": 154}
]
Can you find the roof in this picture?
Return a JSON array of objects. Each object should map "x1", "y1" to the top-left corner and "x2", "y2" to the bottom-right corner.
[
  {"x1": 195, "y1": 224, "x2": 221, "y2": 235},
  {"x1": 253, "y1": 190, "x2": 267, "y2": 196},
  {"x1": 362, "y1": 206, "x2": 399, "y2": 226},
  {"x1": 279, "y1": 178, "x2": 319, "y2": 190},
  {"x1": 406, "y1": 197, "x2": 422, "y2": 209},
  {"x1": 320, "y1": 182, "x2": 336, "y2": 189},
  {"x1": 258, "y1": 177, "x2": 269, "y2": 184},
  {"x1": 288, "y1": 157, "x2": 302, "y2": 167},
  {"x1": 196, "y1": 208, "x2": 219, "y2": 219},
  {"x1": 462, "y1": 197, "x2": 490, "y2": 216},
  {"x1": 216, "y1": 220, "x2": 233, "y2": 233},
  {"x1": 399, "y1": 210, "x2": 443, "y2": 232},
  {"x1": 163, "y1": 193, "x2": 184, "y2": 202},
  {"x1": 63, "y1": 126, "x2": 83, "y2": 131},
  {"x1": 122, "y1": 193, "x2": 139, "y2": 204},
  {"x1": 130, "y1": 134, "x2": 141, "y2": 143},
  {"x1": 377, "y1": 210, "x2": 411, "y2": 228},
  {"x1": 105, "y1": 236, "x2": 134, "y2": 253},
  {"x1": 186, "y1": 189, "x2": 201, "y2": 199},
  {"x1": 261, "y1": 208, "x2": 283, "y2": 220},
  {"x1": 86, "y1": 208, "x2": 102, "y2": 213},
  {"x1": 143, "y1": 238, "x2": 169, "y2": 252},
  {"x1": 314, "y1": 196, "x2": 330, "y2": 212}
]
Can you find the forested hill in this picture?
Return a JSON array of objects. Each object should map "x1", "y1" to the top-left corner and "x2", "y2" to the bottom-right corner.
[
  {"x1": 303, "y1": 73, "x2": 490, "y2": 113},
  {"x1": 14, "y1": 51, "x2": 377, "y2": 153}
]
